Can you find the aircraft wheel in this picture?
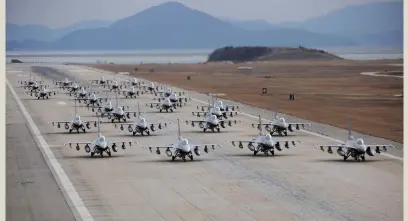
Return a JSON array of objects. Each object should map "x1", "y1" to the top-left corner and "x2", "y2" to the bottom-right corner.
[
  {"x1": 133, "y1": 132, "x2": 136, "y2": 136},
  {"x1": 107, "y1": 151, "x2": 112, "y2": 157},
  {"x1": 100, "y1": 152, "x2": 104, "y2": 158},
  {"x1": 146, "y1": 130, "x2": 150, "y2": 136},
  {"x1": 270, "y1": 150, "x2": 275, "y2": 156},
  {"x1": 284, "y1": 131, "x2": 288, "y2": 136},
  {"x1": 189, "y1": 154, "x2": 194, "y2": 161},
  {"x1": 141, "y1": 131, "x2": 144, "y2": 136},
  {"x1": 160, "y1": 109, "x2": 162, "y2": 113},
  {"x1": 217, "y1": 128, "x2": 220, "y2": 132},
  {"x1": 170, "y1": 109, "x2": 173, "y2": 112},
  {"x1": 343, "y1": 156, "x2": 348, "y2": 161},
  {"x1": 77, "y1": 129, "x2": 80, "y2": 134},
  {"x1": 69, "y1": 129, "x2": 72, "y2": 134},
  {"x1": 82, "y1": 128, "x2": 86, "y2": 133},
  {"x1": 253, "y1": 150, "x2": 258, "y2": 156},
  {"x1": 166, "y1": 109, "x2": 168, "y2": 113},
  {"x1": 172, "y1": 156, "x2": 176, "y2": 161},
  {"x1": 361, "y1": 155, "x2": 365, "y2": 161},
  {"x1": 203, "y1": 128, "x2": 206, "y2": 132},
  {"x1": 183, "y1": 157, "x2": 186, "y2": 162}
]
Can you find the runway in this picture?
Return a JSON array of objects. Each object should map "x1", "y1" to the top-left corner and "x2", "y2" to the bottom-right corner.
[{"x1": 6, "y1": 64, "x2": 403, "y2": 221}]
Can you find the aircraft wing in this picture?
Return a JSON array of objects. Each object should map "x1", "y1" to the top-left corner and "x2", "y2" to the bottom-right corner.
[
  {"x1": 227, "y1": 139, "x2": 259, "y2": 148},
  {"x1": 82, "y1": 120, "x2": 102, "y2": 127},
  {"x1": 364, "y1": 144, "x2": 396, "y2": 154},
  {"x1": 144, "y1": 144, "x2": 176, "y2": 153},
  {"x1": 251, "y1": 123, "x2": 273, "y2": 129},
  {"x1": 196, "y1": 105, "x2": 211, "y2": 111},
  {"x1": 184, "y1": 120, "x2": 207, "y2": 127},
  {"x1": 49, "y1": 121, "x2": 72, "y2": 126},
  {"x1": 191, "y1": 111, "x2": 208, "y2": 117},
  {"x1": 223, "y1": 105, "x2": 240, "y2": 111},
  {"x1": 145, "y1": 102, "x2": 161, "y2": 108},
  {"x1": 64, "y1": 141, "x2": 94, "y2": 150},
  {"x1": 286, "y1": 122, "x2": 311, "y2": 130},
  {"x1": 123, "y1": 111, "x2": 139, "y2": 118},
  {"x1": 314, "y1": 144, "x2": 349, "y2": 155},
  {"x1": 106, "y1": 140, "x2": 138, "y2": 148},
  {"x1": 190, "y1": 143, "x2": 221, "y2": 153}
]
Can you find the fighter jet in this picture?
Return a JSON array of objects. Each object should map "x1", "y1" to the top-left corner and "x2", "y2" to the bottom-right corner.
[
  {"x1": 119, "y1": 86, "x2": 142, "y2": 98},
  {"x1": 314, "y1": 119, "x2": 396, "y2": 161},
  {"x1": 227, "y1": 115, "x2": 301, "y2": 156},
  {"x1": 64, "y1": 116, "x2": 138, "y2": 158},
  {"x1": 53, "y1": 78, "x2": 78, "y2": 87},
  {"x1": 18, "y1": 72, "x2": 44, "y2": 86},
  {"x1": 184, "y1": 106, "x2": 241, "y2": 133},
  {"x1": 192, "y1": 106, "x2": 238, "y2": 120},
  {"x1": 251, "y1": 106, "x2": 311, "y2": 136},
  {"x1": 93, "y1": 94, "x2": 137, "y2": 122},
  {"x1": 49, "y1": 100, "x2": 101, "y2": 133},
  {"x1": 140, "y1": 81, "x2": 164, "y2": 94},
  {"x1": 26, "y1": 85, "x2": 58, "y2": 99},
  {"x1": 196, "y1": 94, "x2": 239, "y2": 112},
  {"x1": 114, "y1": 103, "x2": 170, "y2": 136},
  {"x1": 145, "y1": 97, "x2": 185, "y2": 113},
  {"x1": 89, "y1": 73, "x2": 113, "y2": 87},
  {"x1": 192, "y1": 97, "x2": 239, "y2": 120},
  {"x1": 141, "y1": 119, "x2": 221, "y2": 162}
]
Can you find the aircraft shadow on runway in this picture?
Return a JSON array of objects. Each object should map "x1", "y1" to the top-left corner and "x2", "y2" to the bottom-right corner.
[
  {"x1": 309, "y1": 158, "x2": 390, "y2": 163},
  {"x1": 43, "y1": 131, "x2": 105, "y2": 135},
  {"x1": 109, "y1": 133, "x2": 163, "y2": 138},
  {"x1": 20, "y1": 97, "x2": 58, "y2": 101},
  {"x1": 63, "y1": 154, "x2": 131, "y2": 159},
  {"x1": 222, "y1": 153, "x2": 295, "y2": 158},
  {"x1": 134, "y1": 157, "x2": 220, "y2": 164},
  {"x1": 185, "y1": 130, "x2": 235, "y2": 134}
]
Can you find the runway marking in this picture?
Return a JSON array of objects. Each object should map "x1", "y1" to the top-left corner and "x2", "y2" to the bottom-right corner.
[
  {"x1": 57, "y1": 101, "x2": 67, "y2": 105},
  {"x1": 7, "y1": 70, "x2": 23, "y2": 73},
  {"x1": 191, "y1": 98, "x2": 403, "y2": 161},
  {"x1": 6, "y1": 79, "x2": 94, "y2": 221},
  {"x1": 360, "y1": 72, "x2": 403, "y2": 79},
  {"x1": 82, "y1": 66, "x2": 404, "y2": 162}
]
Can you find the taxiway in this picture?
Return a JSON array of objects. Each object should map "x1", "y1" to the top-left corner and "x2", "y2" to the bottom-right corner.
[{"x1": 6, "y1": 63, "x2": 403, "y2": 221}]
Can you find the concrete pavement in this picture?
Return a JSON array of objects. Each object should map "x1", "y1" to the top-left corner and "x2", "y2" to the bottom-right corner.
[{"x1": 6, "y1": 63, "x2": 403, "y2": 221}]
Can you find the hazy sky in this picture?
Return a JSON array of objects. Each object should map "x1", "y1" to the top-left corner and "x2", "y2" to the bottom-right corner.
[{"x1": 7, "y1": 0, "x2": 401, "y2": 28}]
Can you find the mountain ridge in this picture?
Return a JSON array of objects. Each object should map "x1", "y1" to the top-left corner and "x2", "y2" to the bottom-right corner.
[{"x1": 8, "y1": 1, "x2": 401, "y2": 50}]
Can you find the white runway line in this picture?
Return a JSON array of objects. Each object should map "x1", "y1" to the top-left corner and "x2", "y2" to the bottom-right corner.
[
  {"x1": 57, "y1": 101, "x2": 67, "y2": 105},
  {"x1": 6, "y1": 79, "x2": 94, "y2": 221},
  {"x1": 7, "y1": 70, "x2": 23, "y2": 73},
  {"x1": 89, "y1": 67, "x2": 403, "y2": 162},
  {"x1": 360, "y1": 72, "x2": 403, "y2": 79}
]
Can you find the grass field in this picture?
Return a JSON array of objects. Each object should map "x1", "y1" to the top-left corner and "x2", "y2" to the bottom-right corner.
[{"x1": 86, "y1": 59, "x2": 403, "y2": 143}]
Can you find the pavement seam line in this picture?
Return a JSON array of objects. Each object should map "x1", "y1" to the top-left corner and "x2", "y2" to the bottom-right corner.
[
  {"x1": 84, "y1": 66, "x2": 403, "y2": 162},
  {"x1": 6, "y1": 78, "x2": 94, "y2": 221}
]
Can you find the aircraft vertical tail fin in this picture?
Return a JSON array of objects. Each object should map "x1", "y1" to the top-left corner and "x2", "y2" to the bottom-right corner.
[
  {"x1": 137, "y1": 102, "x2": 141, "y2": 117},
  {"x1": 347, "y1": 118, "x2": 353, "y2": 140},
  {"x1": 96, "y1": 115, "x2": 101, "y2": 133},
  {"x1": 274, "y1": 103, "x2": 278, "y2": 119},
  {"x1": 177, "y1": 118, "x2": 182, "y2": 140},
  {"x1": 74, "y1": 98, "x2": 77, "y2": 116},
  {"x1": 258, "y1": 115, "x2": 264, "y2": 136}
]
